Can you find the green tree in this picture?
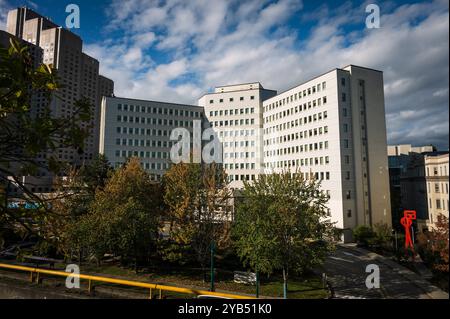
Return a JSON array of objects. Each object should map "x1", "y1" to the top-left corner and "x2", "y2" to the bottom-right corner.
[
  {"x1": 0, "y1": 39, "x2": 92, "y2": 239},
  {"x1": 233, "y1": 171, "x2": 336, "y2": 299},
  {"x1": 78, "y1": 154, "x2": 112, "y2": 197},
  {"x1": 163, "y1": 162, "x2": 232, "y2": 279},
  {"x1": 79, "y1": 157, "x2": 163, "y2": 268},
  {"x1": 353, "y1": 225, "x2": 377, "y2": 247}
]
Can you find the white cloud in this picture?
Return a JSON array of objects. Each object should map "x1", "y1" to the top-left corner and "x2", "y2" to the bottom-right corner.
[
  {"x1": 0, "y1": 0, "x2": 12, "y2": 31},
  {"x1": 87, "y1": 0, "x2": 448, "y2": 148}
]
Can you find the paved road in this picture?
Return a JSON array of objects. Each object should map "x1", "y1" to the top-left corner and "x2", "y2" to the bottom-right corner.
[{"x1": 324, "y1": 244, "x2": 449, "y2": 299}]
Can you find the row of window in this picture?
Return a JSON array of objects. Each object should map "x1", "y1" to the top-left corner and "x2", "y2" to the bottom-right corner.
[
  {"x1": 430, "y1": 182, "x2": 449, "y2": 194},
  {"x1": 209, "y1": 108, "x2": 255, "y2": 117},
  {"x1": 115, "y1": 150, "x2": 171, "y2": 160},
  {"x1": 264, "y1": 97, "x2": 328, "y2": 124},
  {"x1": 218, "y1": 130, "x2": 256, "y2": 138},
  {"x1": 115, "y1": 138, "x2": 173, "y2": 148},
  {"x1": 265, "y1": 141, "x2": 330, "y2": 156},
  {"x1": 224, "y1": 163, "x2": 256, "y2": 170},
  {"x1": 426, "y1": 166, "x2": 449, "y2": 177},
  {"x1": 224, "y1": 141, "x2": 256, "y2": 148},
  {"x1": 209, "y1": 96, "x2": 256, "y2": 104},
  {"x1": 264, "y1": 114, "x2": 329, "y2": 135},
  {"x1": 265, "y1": 126, "x2": 329, "y2": 145},
  {"x1": 116, "y1": 127, "x2": 193, "y2": 137},
  {"x1": 224, "y1": 152, "x2": 256, "y2": 159},
  {"x1": 265, "y1": 156, "x2": 331, "y2": 168},
  {"x1": 264, "y1": 82, "x2": 327, "y2": 112},
  {"x1": 212, "y1": 118, "x2": 256, "y2": 127},
  {"x1": 117, "y1": 103, "x2": 202, "y2": 118},
  {"x1": 430, "y1": 198, "x2": 449, "y2": 211},
  {"x1": 116, "y1": 115, "x2": 199, "y2": 128}
]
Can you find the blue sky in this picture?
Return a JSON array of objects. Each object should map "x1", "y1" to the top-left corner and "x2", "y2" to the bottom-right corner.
[{"x1": 1, "y1": 0, "x2": 449, "y2": 149}]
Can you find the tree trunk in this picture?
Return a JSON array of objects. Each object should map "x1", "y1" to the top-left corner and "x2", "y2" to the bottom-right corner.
[{"x1": 283, "y1": 267, "x2": 288, "y2": 299}]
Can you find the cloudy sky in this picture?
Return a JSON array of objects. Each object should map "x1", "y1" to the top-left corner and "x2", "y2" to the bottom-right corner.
[{"x1": 1, "y1": 0, "x2": 449, "y2": 149}]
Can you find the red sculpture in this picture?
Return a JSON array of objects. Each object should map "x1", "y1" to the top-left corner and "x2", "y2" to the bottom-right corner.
[{"x1": 401, "y1": 210, "x2": 416, "y2": 251}]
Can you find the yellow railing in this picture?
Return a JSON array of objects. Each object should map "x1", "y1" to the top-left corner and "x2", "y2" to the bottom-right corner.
[{"x1": 0, "y1": 263, "x2": 255, "y2": 299}]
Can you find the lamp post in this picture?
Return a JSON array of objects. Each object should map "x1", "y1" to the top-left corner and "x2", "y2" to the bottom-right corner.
[{"x1": 256, "y1": 269, "x2": 260, "y2": 298}]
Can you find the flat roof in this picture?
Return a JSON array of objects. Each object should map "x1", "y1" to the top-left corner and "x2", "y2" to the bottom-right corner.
[{"x1": 104, "y1": 96, "x2": 204, "y2": 109}]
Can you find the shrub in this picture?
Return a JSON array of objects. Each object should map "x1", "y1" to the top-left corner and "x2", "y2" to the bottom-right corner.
[
  {"x1": 373, "y1": 223, "x2": 393, "y2": 251},
  {"x1": 353, "y1": 225, "x2": 376, "y2": 247}
]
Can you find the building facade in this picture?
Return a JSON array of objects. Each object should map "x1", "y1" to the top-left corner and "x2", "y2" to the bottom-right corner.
[
  {"x1": 198, "y1": 83, "x2": 277, "y2": 189},
  {"x1": 400, "y1": 152, "x2": 449, "y2": 231},
  {"x1": 99, "y1": 96, "x2": 206, "y2": 181},
  {"x1": 6, "y1": 7, "x2": 114, "y2": 167},
  {"x1": 424, "y1": 153, "x2": 449, "y2": 229},
  {"x1": 261, "y1": 65, "x2": 392, "y2": 239},
  {"x1": 388, "y1": 144, "x2": 436, "y2": 230}
]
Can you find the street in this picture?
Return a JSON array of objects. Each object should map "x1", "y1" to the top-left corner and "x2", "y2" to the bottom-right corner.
[{"x1": 324, "y1": 244, "x2": 449, "y2": 299}]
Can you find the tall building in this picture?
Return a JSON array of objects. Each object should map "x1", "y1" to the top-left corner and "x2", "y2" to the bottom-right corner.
[
  {"x1": 198, "y1": 83, "x2": 277, "y2": 189},
  {"x1": 99, "y1": 96, "x2": 206, "y2": 181},
  {"x1": 6, "y1": 7, "x2": 114, "y2": 167},
  {"x1": 261, "y1": 65, "x2": 391, "y2": 240}
]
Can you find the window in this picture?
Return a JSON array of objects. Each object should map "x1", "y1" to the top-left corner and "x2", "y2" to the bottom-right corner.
[
  {"x1": 436, "y1": 199, "x2": 441, "y2": 209},
  {"x1": 240, "y1": 97, "x2": 244, "y2": 101},
  {"x1": 344, "y1": 139, "x2": 349, "y2": 148},
  {"x1": 209, "y1": 100, "x2": 214, "y2": 104},
  {"x1": 342, "y1": 93, "x2": 346, "y2": 102},
  {"x1": 347, "y1": 210, "x2": 352, "y2": 218},
  {"x1": 435, "y1": 183, "x2": 440, "y2": 193},
  {"x1": 341, "y1": 78, "x2": 346, "y2": 86},
  {"x1": 346, "y1": 191, "x2": 351, "y2": 200}
]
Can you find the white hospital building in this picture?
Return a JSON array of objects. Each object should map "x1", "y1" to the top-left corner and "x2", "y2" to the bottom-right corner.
[{"x1": 100, "y1": 65, "x2": 392, "y2": 240}]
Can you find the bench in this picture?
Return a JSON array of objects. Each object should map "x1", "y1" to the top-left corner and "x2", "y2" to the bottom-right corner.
[{"x1": 23, "y1": 256, "x2": 63, "y2": 269}]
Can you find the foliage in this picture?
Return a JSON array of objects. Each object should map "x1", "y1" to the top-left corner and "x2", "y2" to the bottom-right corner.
[
  {"x1": 232, "y1": 170, "x2": 336, "y2": 297},
  {"x1": 77, "y1": 158, "x2": 163, "y2": 266},
  {"x1": 78, "y1": 154, "x2": 112, "y2": 196},
  {"x1": 418, "y1": 215, "x2": 449, "y2": 273},
  {"x1": 0, "y1": 39, "x2": 92, "y2": 241},
  {"x1": 373, "y1": 222, "x2": 393, "y2": 250},
  {"x1": 353, "y1": 225, "x2": 377, "y2": 247},
  {"x1": 162, "y1": 162, "x2": 232, "y2": 272}
]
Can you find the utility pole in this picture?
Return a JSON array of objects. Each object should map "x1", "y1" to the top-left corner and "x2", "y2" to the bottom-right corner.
[{"x1": 210, "y1": 240, "x2": 215, "y2": 292}]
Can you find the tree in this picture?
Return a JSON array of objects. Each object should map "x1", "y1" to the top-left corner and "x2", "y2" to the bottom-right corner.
[
  {"x1": 418, "y1": 215, "x2": 449, "y2": 273},
  {"x1": 233, "y1": 171, "x2": 336, "y2": 299},
  {"x1": 163, "y1": 162, "x2": 232, "y2": 279},
  {"x1": 0, "y1": 39, "x2": 92, "y2": 238},
  {"x1": 78, "y1": 154, "x2": 112, "y2": 197},
  {"x1": 79, "y1": 158, "x2": 163, "y2": 268}
]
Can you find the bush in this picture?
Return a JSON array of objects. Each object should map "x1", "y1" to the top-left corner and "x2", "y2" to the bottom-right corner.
[
  {"x1": 373, "y1": 223, "x2": 393, "y2": 251},
  {"x1": 353, "y1": 225, "x2": 376, "y2": 247}
]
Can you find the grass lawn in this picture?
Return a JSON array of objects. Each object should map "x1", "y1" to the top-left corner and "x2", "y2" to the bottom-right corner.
[{"x1": 74, "y1": 263, "x2": 329, "y2": 299}]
